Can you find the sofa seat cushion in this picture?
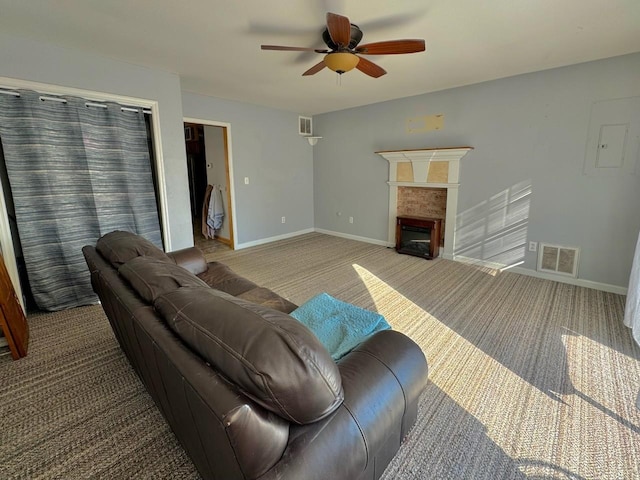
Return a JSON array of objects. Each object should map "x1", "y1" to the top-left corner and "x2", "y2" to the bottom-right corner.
[
  {"x1": 119, "y1": 256, "x2": 209, "y2": 303},
  {"x1": 97, "y1": 230, "x2": 171, "y2": 268},
  {"x1": 198, "y1": 262, "x2": 297, "y2": 313},
  {"x1": 154, "y1": 287, "x2": 344, "y2": 424},
  {"x1": 236, "y1": 287, "x2": 297, "y2": 314},
  {"x1": 197, "y1": 262, "x2": 258, "y2": 295}
]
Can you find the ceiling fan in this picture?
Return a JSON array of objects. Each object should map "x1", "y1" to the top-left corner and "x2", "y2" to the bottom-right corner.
[{"x1": 261, "y1": 12, "x2": 425, "y2": 78}]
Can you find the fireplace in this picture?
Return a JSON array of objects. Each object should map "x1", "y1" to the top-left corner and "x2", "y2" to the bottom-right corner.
[
  {"x1": 396, "y1": 216, "x2": 442, "y2": 259},
  {"x1": 397, "y1": 186, "x2": 446, "y2": 247},
  {"x1": 376, "y1": 147, "x2": 473, "y2": 259}
]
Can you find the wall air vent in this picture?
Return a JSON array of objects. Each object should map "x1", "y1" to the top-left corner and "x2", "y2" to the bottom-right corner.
[
  {"x1": 537, "y1": 243, "x2": 580, "y2": 278},
  {"x1": 298, "y1": 116, "x2": 312, "y2": 136}
]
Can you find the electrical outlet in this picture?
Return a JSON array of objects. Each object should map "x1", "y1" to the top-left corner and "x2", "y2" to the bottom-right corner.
[
  {"x1": 528, "y1": 241, "x2": 537, "y2": 252},
  {"x1": 349, "y1": 216, "x2": 354, "y2": 224},
  {"x1": 281, "y1": 216, "x2": 286, "y2": 224}
]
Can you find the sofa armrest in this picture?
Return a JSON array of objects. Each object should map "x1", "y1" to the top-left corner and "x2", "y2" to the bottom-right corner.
[
  {"x1": 347, "y1": 330, "x2": 428, "y2": 439},
  {"x1": 259, "y1": 330, "x2": 428, "y2": 480},
  {"x1": 167, "y1": 247, "x2": 207, "y2": 275}
]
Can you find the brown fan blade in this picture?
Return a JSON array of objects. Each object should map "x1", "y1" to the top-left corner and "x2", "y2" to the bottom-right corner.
[
  {"x1": 355, "y1": 39, "x2": 425, "y2": 55},
  {"x1": 326, "y1": 12, "x2": 351, "y2": 47},
  {"x1": 262, "y1": 45, "x2": 325, "y2": 52},
  {"x1": 302, "y1": 60, "x2": 327, "y2": 76},
  {"x1": 356, "y1": 56, "x2": 386, "y2": 78}
]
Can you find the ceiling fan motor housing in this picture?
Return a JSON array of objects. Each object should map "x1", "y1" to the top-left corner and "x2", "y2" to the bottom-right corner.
[{"x1": 322, "y1": 24, "x2": 363, "y2": 50}]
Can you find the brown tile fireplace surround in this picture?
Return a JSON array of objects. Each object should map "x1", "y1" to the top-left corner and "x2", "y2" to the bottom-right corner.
[
  {"x1": 376, "y1": 147, "x2": 473, "y2": 260},
  {"x1": 397, "y1": 186, "x2": 447, "y2": 246}
]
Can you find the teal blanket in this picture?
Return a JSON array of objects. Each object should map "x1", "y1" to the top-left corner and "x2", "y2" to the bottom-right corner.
[{"x1": 290, "y1": 293, "x2": 391, "y2": 360}]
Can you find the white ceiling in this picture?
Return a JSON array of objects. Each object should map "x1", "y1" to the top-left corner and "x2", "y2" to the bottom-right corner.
[{"x1": 1, "y1": 0, "x2": 639, "y2": 115}]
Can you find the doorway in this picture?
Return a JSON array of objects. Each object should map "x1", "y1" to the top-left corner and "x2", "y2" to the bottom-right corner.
[{"x1": 183, "y1": 119, "x2": 236, "y2": 252}]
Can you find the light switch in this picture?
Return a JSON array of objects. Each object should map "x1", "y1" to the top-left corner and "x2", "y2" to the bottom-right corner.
[{"x1": 244, "y1": 177, "x2": 249, "y2": 185}]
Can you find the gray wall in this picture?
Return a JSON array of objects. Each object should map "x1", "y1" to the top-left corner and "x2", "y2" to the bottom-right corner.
[
  {"x1": 182, "y1": 93, "x2": 314, "y2": 246},
  {"x1": 313, "y1": 53, "x2": 640, "y2": 288},
  {"x1": 0, "y1": 32, "x2": 193, "y2": 250},
  {"x1": 1, "y1": 29, "x2": 637, "y2": 287}
]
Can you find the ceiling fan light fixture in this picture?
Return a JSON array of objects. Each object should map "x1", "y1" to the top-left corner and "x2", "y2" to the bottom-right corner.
[{"x1": 324, "y1": 52, "x2": 359, "y2": 74}]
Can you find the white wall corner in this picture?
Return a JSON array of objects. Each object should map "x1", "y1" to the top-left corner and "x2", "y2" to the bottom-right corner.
[{"x1": 235, "y1": 228, "x2": 315, "y2": 250}]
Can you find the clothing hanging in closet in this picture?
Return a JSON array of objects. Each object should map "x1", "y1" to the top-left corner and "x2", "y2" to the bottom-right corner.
[{"x1": 201, "y1": 184, "x2": 224, "y2": 239}]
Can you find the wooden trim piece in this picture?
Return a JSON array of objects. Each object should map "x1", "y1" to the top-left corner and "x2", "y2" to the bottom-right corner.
[
  {"x1": 388, "y1": 181, "x2": 459, "y2": 188},
  {"x1": 0, "y1": 253, "x2": 28, "y2": 359},
  {"x1": 376, "y1": 146, "x2": 474, "y2": 154},
  {"x1": 222, "y1": 127, "x2": 234, "y2": 249},
  {"x1": 213, "y1": 236, "x2": 231, "y2": 246}
]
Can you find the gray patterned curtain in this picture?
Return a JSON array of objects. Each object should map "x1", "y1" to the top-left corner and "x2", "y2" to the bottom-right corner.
[{"x1": 0, "y1": 89, "x2": 162, "y2": 311}]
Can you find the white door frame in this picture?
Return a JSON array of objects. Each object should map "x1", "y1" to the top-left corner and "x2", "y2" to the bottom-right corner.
[{"x1": 184, "y1": 117, "x2": 237, "y2": 249}]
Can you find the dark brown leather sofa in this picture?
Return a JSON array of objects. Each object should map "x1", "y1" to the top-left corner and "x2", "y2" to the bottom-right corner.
[{"x1": 83, "y1": 231, "x2": 428, "y2": 480}]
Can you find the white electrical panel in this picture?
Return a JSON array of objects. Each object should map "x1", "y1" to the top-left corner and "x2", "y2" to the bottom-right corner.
[{"x1": 584, "y1": 97, "x2": 640, "y2": 177}]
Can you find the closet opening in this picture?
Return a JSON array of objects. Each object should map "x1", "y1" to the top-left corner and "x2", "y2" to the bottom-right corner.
[
  {"x1": 0, "y1": 86, "x2": 164, "y2": 313},
  {"x1": 184, "y1": 120, "x2": 235, "y2": 254}
]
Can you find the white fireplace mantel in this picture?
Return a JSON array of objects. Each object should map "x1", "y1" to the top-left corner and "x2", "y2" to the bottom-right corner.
[{"x1": 376, "y1": 147, "x2": 473, "y2": 258}]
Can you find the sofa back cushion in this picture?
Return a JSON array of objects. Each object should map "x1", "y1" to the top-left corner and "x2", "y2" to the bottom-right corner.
[
  {"x1": 154, "y1": 287, "x2": 344, "y2": 424},
  {"x1": 96, "y1": 230, "x2": 171, "y2": 268},
  {"x1": 119, "y1": 256, "x2": 209, "y2": 303}
]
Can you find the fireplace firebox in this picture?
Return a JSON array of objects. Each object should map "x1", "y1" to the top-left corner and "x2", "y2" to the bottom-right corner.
[{"x1": 395, "y1": 216, "x2": 442, "y2": 260}]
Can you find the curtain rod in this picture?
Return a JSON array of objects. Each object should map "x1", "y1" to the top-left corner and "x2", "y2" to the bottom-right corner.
[{"x1": 0, "y1": 88, "x2": 152, "y2": 114}]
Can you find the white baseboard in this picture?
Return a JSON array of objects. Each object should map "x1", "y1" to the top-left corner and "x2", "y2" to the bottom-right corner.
[
  {"x1": 235, "y1": 228, "x2": 315, "y2": 250},
  {"x1": 314, "y1": 228, "x2": 394, "y2": 247},
  {"x1": 453, "y1": 255, "x2": 627, "y2": 295},
  {"x1": 509, "y1": 266, "x2": 627, "y2": 295},
  {"x1": 236, "y1": 232, "x2": 627, "y2": 295},
  {"x1": 453, "y1": 255, "x2": 513, "y2": 271}
]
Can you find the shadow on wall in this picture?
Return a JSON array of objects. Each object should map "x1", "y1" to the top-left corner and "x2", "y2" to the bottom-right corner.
[{"x1": 454, "y1": 180, "x2": 532, "y2": 270}]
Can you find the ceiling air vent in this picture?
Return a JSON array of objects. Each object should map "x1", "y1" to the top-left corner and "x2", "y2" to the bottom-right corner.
[{"x1": 537, "y1": 243, "x2": 580, "y2": 278}]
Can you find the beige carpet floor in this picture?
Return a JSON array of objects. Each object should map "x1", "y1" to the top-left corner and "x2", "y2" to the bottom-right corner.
[{"x1": 1, "y1": 232, "x2": 639, "y2": 479}]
